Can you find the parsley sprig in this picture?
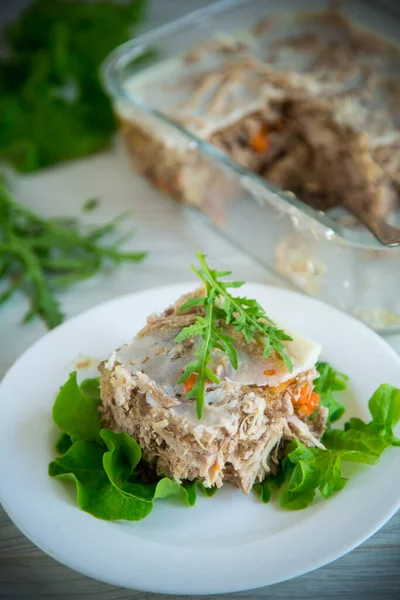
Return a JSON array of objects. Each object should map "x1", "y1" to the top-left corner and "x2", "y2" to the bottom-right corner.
[{"x1": 175, "y1": 252, "x2": 293, "y2": 418}]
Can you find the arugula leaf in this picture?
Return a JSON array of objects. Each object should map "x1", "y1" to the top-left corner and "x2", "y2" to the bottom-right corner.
[
  {"x1": 49, "y1": 441, "x2": 153, "y2": 521},
  {"x1": 177, "y1": 252, "x2": 293, "y2": 418},
  {"x1": 52, "y1": 372, "x2": 102, "y2": 444},
  {"x1": 175, "y1": 303, "x2": 233, "y2": 419},
  {"x1": 0, "y1": 177, "x2": 146, "y2": 328},
  {"x1": 0, "y1": 0, "x2": 148, "y2": 171},
  {"x1": 314, "y1": 362, "x2": 348, "y2": 423}
]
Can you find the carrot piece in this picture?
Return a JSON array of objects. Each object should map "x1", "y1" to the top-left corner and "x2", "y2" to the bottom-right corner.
[
  {"x1": 184, "y1": 373, "x2": 197, "y2": 394},
  {"x1": 250, "y1": 128, "x2": 270, "y2": 153},
  {"x1": 183, "y1": 373, "x2": 214, "y2": 394},
  {"x1": 250, "y1": 123, "x2": 271, "y2": 153},
  {"x1": 264, "y1": 369, "x2": 276, "y2": 376},
  {"x1": 297, "y1": 391, "x2": 321, "y2": 417},
  {"x1": 292, "y1": 385, "x2": 311, "y2": 406}
]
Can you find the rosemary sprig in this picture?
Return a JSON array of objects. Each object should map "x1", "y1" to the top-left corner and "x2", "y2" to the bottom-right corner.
[{"x1": 176, "y1": 252, "x2": 293, "y2": 418}]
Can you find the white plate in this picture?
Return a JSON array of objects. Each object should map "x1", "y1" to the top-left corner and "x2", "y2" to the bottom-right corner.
[{"x1": 1, "y1": 283, "x2": 400, "y2": 595}]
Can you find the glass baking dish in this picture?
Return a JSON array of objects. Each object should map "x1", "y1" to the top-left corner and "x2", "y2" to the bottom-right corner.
[{"x1": 102, "y1": 0, "x2": 400, "y2": 334}]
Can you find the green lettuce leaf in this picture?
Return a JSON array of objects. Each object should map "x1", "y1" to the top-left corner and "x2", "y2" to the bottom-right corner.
[
  {"x1": 277, "y1": 383, "x2": 400, "y2": 510},
  {"x1": 50, "y1": 374, "x2": 215, "y2": 519},
  {"x1": 279, "y1": 441, "x2": 348, "y2": 509},
  {"x1": 51, "y1": 371, "x2": 399, "y2": 517},
  {"x1": 80, "y1": 378, "x2": 101, "y2": 401},
  {"x1": 49, "y1": 441, "x2": 152, "y2": 521},
  {"x1": 197, "y1": 482, "x2": 219, "y2": 498},
  {"x1": 55, "y1": 432, "x2": 73, "y2": 455},
  {"x1": 52, "y1": 372, "x2": 102, "y2": 444},
  {"x1": 324, "y1": 383, "x2": 400, "y2": 454},
  {"x1": 314, "y1": 362, "x2": 348, "y2": 423},
  {"x1": 101, "y1": 429, "x2": 206, "y2": 506},
  {"x1": 154, "y1": 478, "x2": 190, "y2": 503},
  {"x1": 181, "y1": 480, "x2": 198, "y2": 506},
  {"x1": 368, "y1": 384, "x2": 400, "y2": 445},
  {"x1": 253, "y1": 471, "x2": 286, "y2": 504}
]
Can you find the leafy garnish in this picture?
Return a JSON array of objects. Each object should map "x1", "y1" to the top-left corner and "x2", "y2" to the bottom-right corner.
[
  {"x1": 177, "y1": 252, "x2": 293, "y2": 418},
  {"x1": 0, "y1": 0, "x2": 148, "y2": 172},
  {"x1": 175, "y1": 302, "x2": 235, "y2": 419},
  {"x1": 256, "y1": 383, "x2": 400, "y2": 510},
  {"x1": 253, "y1": 471, "x2": 286, "y2": 503},
  {"x1": 314, "y1": 362, "x2": 348, "y2": 424},
  {"x1": 0, "y1": 177, "x2": 146, "y2": 328},
  {"x1": 49, "y1": 440, "x2": 153, "y2": 521},
  {"x1": 49, "y1": 374, "x2": 216, "y2": 521},
  {"x1": 101, "y1": 429, "x2": 187, "y2": 504},
  {"x1": 55, "y1": 432, "x2": 73, "y2": 455},
  {"x1": 52, "y1": 372, "x2": 102, "y2": 444},
  {"x1": 49, "y1": 367, "x2": 400, "y2": 519}
]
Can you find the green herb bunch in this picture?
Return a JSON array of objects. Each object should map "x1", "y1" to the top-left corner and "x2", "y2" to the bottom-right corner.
[{"x1": 0, "y1": 176, "x2": 146, "y2": 328}]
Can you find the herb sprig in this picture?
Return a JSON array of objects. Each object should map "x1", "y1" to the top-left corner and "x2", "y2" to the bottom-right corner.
[
  {"x1": 176, "y1": 252, "x2": 293, "y2": 418},
  {"x1": 0, "y1": 177, "x2": 146, "y2": 328}
]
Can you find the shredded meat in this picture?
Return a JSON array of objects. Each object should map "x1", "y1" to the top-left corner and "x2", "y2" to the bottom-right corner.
[
  {"x1": 100, "y1": 291, "x2": 327, "y2": 494},
  {"x1": 210, "y1": 93, "x2": 398, "y2": 220}
]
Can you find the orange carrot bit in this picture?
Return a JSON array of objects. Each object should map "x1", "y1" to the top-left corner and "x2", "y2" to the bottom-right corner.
[
  {"x1": 264, "y1": 369, "x2": 276, "y2": 376},
  {"x1": 250, "y1": 126, "x2": 270, "y2": 153},
  {"x1": 183, "y1": 374, "x2": 214, "y2": 394},
  {"x1": 292, "y1": 385, "x2": 311, "y2": 406},
  {"x1": 183, "y1": 373, "x2": 197, "y2": 394},
  {"x1": 297, "y1": 391, "x2": 321, "y2": 417},
  {"x1": 212, "y1": 463, "x2": 221, "y2": 471}
]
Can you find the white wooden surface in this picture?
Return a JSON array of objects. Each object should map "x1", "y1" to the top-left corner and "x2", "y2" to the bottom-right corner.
[{"x1": 1, "y1": 1, "x2": 400, "y2": 598}]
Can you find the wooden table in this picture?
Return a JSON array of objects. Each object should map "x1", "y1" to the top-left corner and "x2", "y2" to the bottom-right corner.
[{"x1": 1, "y1": 1, "x2": 400, "y2": 598}]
